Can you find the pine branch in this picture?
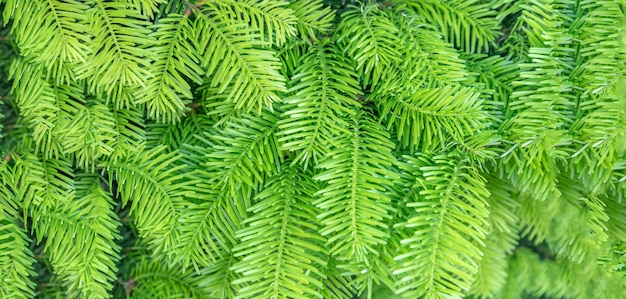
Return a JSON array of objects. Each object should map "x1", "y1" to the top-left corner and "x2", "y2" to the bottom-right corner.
[
  {"x1": 313, "y1": 107, "x2": 398, "y2": 263},
  {"x1": 103, "y1": 146, "x2": 190, "y2": 259},
  {"x1": 206, "y1": 109, "x2": 282, "y2": 195},
  {"x1": 9, "y1": 59, "x2": 64, "y2": 158},
  {"x1": 197, "y1": 251, "x2": 242, "y2": 299},
  {"x1": 377, "y1": 85, "x2": 486, "y2": 152},
  {"x1": 278, "y1": 39, "x2": 361, "y2": 168},
  {"x1": 231, "y1": 164, "x2": 326, "y2": 299},
  {"x1": 402, "y1": 0, "x2": 501, "y2": 53},
  {"x1": 204, "y1": 0, "x2": 297, "y2": 46},
  {"x1": 129, "y1": 256, "x2": 213, "y2": 298},
  {"x1": 76, "y1": 0, "x2": 154, "y2": 96},
  {"x1": 0, "y1": 214, "x2": 36, "y2": 299},
  {"x1": 195, "y1": 5, "x2": 286, "y2": 114},
  {"x1": 288, "y1": 0, "x2": 335, "y2": 40},
  {"x1": 393, "y1": 152, "x2": 490, "y2": 298},
  {"x1": 336, "y1": 3, "x2": 401, "y2": 87},
  {"x1": 469, "y1": 175, "x2": 520, "y2": 298},
  {"x1": 32, "y1": 174, "x2": 121, "y2": 299},
  {"x1": 135, "y1": 14, "x2": 203, "y2": 123},
  {"x1": 7, "y1": 0, "x2": 90, "y2": 74}
]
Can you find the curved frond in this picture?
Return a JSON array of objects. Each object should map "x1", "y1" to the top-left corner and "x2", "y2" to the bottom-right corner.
[
  {"x1": 465, "y1": 54, "x2": 519, "y2": 127},
  {"x1": 500, "y1": 3, "x2": 575, "y2": 201},
  {"x1": 578, "y1": 1, "x2": 625, "y2": 97},
  {"x1": 103, "y1": 146, "x2": 189, "y2": 258},
  {"x1": 336, "y1": 4, "x2": 401, "y2": 87},
  {"x1": 17, "y1": 153, "x2": 73, "y2": 212},
  {"x1": 0, "y1": 213, "x2": 36, "y2": 299},
  {"x1": 313, "y1": 108, "x2": 398, "y2": 263},
  {"x1": 388, "y1": 9, "x2": 471, "y2": 89},
  {"x1": 135, "y1": 14, "x2": 204, "y2": 123},
  {"x1": 58, "y1": 98, "x2": 118, "y2": 171},
  {"x1": 276, "y1": 38, "x2": 310, "y2": 78},
  {"x1": 403, "y1": 0, "x2": 501, "y2": 53},
  {"x1": 108, "y1": 106, "x2": 146, "y2": 162},
  {"x1": 175, "y1": 176, "x2": 249, "y2": 270},
  {"x1": 198, "y1": 251, "x2": 242, "y2": 299},
  {"x1": 76, "y1": 1, "x2": 153, "y2": 94},
  {"x1": 469, "y1": 175, "x2": 520, "y2": 298},
  {"x1": 129, "y1": 256, "x2": 213, "y2": 299},
  {"x1": 145, "y1": 113, "x2": 212, "y2": 152},
  {"x1": 377, "y1": 85, "x2": 486, "y2": 152},
  {"x1": 516, "y1": 179, "x2": 607, "y2": 263},
  {"x1": 288, "y1": 0, "x2": 335, "y2": 40},
  {"x1": 195, "y1": 8, "x2": 286, "y2": 113},
  {"x1": 278, "y1": 39, "x2": 361, "y2": 168},
  {"x1": 319, "y1": 257, "x2": 358, "y2": 299},
  {"x1": 8, "y1": 0, "x2": 89, "y2": 80},
  {"x1": 393, "y1": 152, "x2": 490, "y2": 298},
  {"x1": 205, "y1": 109, "x2": 282, "y2": 195},
  {"x1": 9, "y1": 59, "x2": 64, "y2": 158},
  {"x1": 127, "y1": 0, "x2": 164, "y2": 19},
  {"x1": 32, "y1": 173, "x2": 121, "y2": 299},
  {"x1": 204, "y1": 0, "x2": 297, "y2": 46},
  {"x1": 231, "y1": 164, "x2": 326, "y2": 299}
]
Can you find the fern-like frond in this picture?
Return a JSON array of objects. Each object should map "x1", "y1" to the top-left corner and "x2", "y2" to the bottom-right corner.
[
  {"x1": 336, "y1": 3, "x2": 401, "y2": 87},
  {"x1": 203, "y1": 109, "x2": 282, "y2": 195},
  {"x1": 7, "y1": 0, "x2": 89, "y2": 78},
  {"x1": 516, "y1": 181, "x2": 607, "y2": 264},
  {"x1": 278, "y1": 39, "x2": 361, "y2": 167},
  {"x1": 204, "y1": 0, "x2": 297, "y2": 46},
  {"x1": 501, "y1": 6, "x2": 576, "y2": 200},
  {"x1": 569, "y1": 94, "x2": 625, "y2": 193},
  {"x1": 17, "y1": 153, "x2": 73, "y2": 212},
  {"x1": 145, "y1": 113, "x2": 212, "y2": 152},
  {"x1": 195, "y1": 8, "x2": 286, "y2": 114},
  {"x1": 103, "y1": 146, "x2": 189, "y2": 258},
  {"x1": 550, "y1": 177, "x2": 608, "y2": 261},
  {"x1": 465, "y1": 54, "x2": 519, "y2": 127},
  {"x1": 276, "y1": 38, "x2": 310, "y2": 78},
  {"x1": 176, "y1": 191, "x2": 246, "y2": 269},
  {"x1": 469, "y1": 175, "x2": 520, "y2": 298},
  {"x1": 198, "y1": 251, "x2": 242, "y2": 299},
  {"x1": 9, "y1": 59, "x2": 64, "y2": 158},
  {"x1": 377, "y1": 85, "x2": 486, "y2": 152},
  {"x1": 127, "y1": 0, "x2": 164, "y2": 19},
  {"x1": 129, "y1": 256, "x2": 213, "y2": 298},
  {"x1": 0, "y1": 213, "x2": 36, "y2": 299},
  {"x1": 108, "y1": 106, "x2": 146, "y2": 162},
  {"x1": 389, "y1": 9, "x2": 471, "y2": 89},
  {"x1": 403, "y1": 0, "x2": 501, "y2": 53},
  {"x1": 288, "y1": 0, "x2": 335, "y2": 40},
  {"x1": 319, "y1": 257, "x2": 358, "y2": 299},
  {"x1": 576, "y1": 0, "x2": 625, "y2": 98},
  {"x1": 313, "y1": 107, "x2": 398, "y2": 263},
  {"x1": 231, "y1": 164, "x2": 326, "y2": 299},
  {"x1": 76, "y1": 1, "x2": 153, "y2": 95},
  {"x1": 135, "y1": 14, "x2": 203, "y2": 123},
  {"x1": 32, "y1": 173, "x2": 121, "y2": 299},
  {"x1": 173, "y1": 144, "x2": 252, "y2": 270},
  {"x1": 338, "y1": 251, "x2": 400, "y2": 299},
  {"x1": 57, "y1": 97, "x2": 118, "y2": 171},
  {"x1": 393, "y1": 152, "x2": 490, "y2": 298},
  {"x1": 605, "y1": 194, "x2": 626, "y2": 241}
]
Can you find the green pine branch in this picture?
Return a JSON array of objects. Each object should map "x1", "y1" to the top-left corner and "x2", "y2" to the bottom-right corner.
[{"x1": 313, "y1": 107, "x2": 398, "y2": 264}]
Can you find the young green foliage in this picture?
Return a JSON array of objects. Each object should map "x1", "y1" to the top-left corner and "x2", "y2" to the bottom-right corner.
[{"x1": 0, "y1": 0, "x2": 625, "y2": 298}]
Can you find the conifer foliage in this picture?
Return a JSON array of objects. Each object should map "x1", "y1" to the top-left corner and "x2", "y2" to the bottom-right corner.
[{"x1": 0, "y1": 0, "x2": 625, "y2": 298}]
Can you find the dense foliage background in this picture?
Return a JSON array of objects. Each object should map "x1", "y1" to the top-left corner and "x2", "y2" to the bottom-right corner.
[{"x1": 0, "y1": 0, "x2": 625, "y2": 298}]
